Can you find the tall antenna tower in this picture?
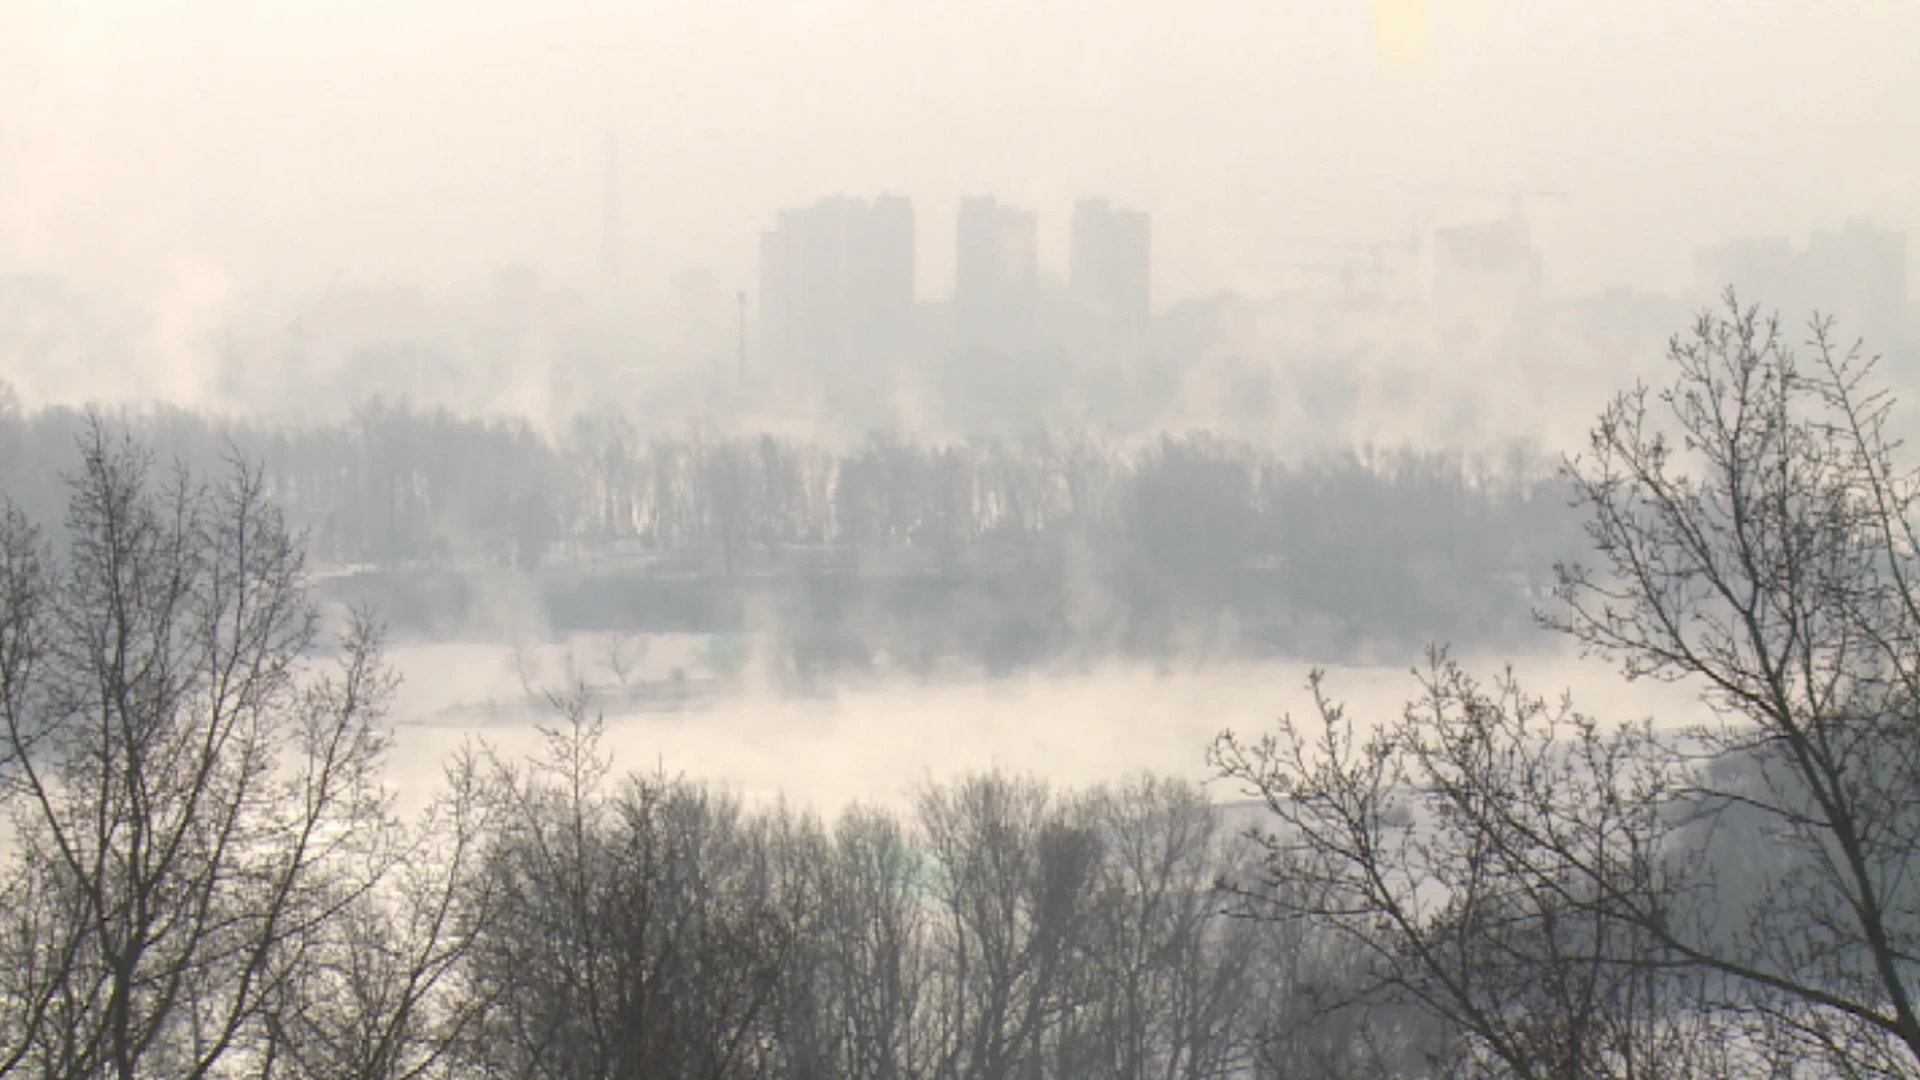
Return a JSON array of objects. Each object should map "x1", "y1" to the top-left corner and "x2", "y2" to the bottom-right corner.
[{"x1": 601, "y1": 131, "x2": 621, "y2": 284}]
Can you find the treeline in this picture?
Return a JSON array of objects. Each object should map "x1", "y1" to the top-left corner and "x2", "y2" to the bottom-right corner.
[
  {"x1": 11, "y1": 299, "x2": 1920, "y2": 1080},
  {"x1": 465, "y1": 715, "x2": 1436, "y2": 1080},
  {"x1": 0, "y1": 398, "x2": 1584, "y2": 655},
  {"x1": 0, "y1": 423, "x2": 1433, "y2": 1080},
  {"x1": 0, "y1": 398, "x2": 1577, "y2": 574}
]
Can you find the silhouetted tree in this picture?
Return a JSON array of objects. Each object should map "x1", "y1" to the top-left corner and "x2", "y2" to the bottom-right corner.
[
  {"x1": 1216, "y1": 295, "x2": 1920, "y2": 1080},
  {"x1": 0, "y1": 419, "x2": 424, "y2": 1080}
]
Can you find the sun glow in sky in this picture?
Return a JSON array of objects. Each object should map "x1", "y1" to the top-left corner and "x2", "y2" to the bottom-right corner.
[{"x1": 1369, "y1": 0, "x2": 1429, "y2": 70}]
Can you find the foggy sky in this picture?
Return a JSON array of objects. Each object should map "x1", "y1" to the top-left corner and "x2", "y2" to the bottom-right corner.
[{"x1": 5, "y1": 0, "x2": 1917, "y2": 309}]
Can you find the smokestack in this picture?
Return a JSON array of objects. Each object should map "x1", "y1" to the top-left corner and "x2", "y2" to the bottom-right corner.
[
  {"x1": 602, "y1": 131, "x2": 620, "y2": 284},
  {"x1": 737, "y1": 291, "x2": 747, "y2": 382}
]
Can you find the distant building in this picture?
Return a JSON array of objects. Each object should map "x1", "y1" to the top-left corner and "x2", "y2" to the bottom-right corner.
[
  {"x1": 1566, "y1": 286, "x2": 1695, "y2": 375},
  {"x1": 490, "y1": 264, "x2": 540, "y2": 314},
  {"x1": 1693, "y1": 236, "x2": 1799, "y2": 309},
  {"x1": 955, "y1": 196, "x2": 1038, "y2": 305},
  {"x1": 1806, "y1": 220, "x2": 1907, "y2": 348},
  {"x1": 1695, "y1": 221, "x2": 1909, "y2": 349},
  {"x1": 667, "y1": 265, "x2": 724, "y2": 366},
  {"x1": 1069, "y1": 197, "x2": 1151, "y2": 340},
  {"x1": 954, "y1": 197, "x2": 1039, "y2": 350},
  {"x1": 1431, "y1": 214, "x2": 1545, "y2": 336},
  {"x1": 0, "y1": 274, "x2": 141, "y2": 402},
  {"x1": 327, "y1": 283, "x2": 440, "y2": 355},
  {"x1": 757, "y1": 194, "x2": 916, "y2": 377}
]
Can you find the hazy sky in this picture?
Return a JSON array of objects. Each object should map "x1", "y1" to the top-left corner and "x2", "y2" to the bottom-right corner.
[{"x1": 4, "y1": 0, "x2": 1917, "y2": 307}]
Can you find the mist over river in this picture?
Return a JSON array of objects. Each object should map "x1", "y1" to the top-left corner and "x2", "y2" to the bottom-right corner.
[{"x1": 377, "y1": 630, "x2": 1712, "y2": 817}]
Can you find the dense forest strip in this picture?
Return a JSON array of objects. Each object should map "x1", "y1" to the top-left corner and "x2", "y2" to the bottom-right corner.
[{"x1": 0, "y1": 402, "x2": 1584, "y2": 658}]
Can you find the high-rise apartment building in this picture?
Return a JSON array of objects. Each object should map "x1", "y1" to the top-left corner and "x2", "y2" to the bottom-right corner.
[
  {"x1": 1806, "y1": 219, "x2": 1907, "y2": 348},
  {"x1": 1694, "y1": 236, "x2": 1802, "y2": 309},
  {"x1": 1068, "y1": 198, "x2": 1151, "y2": 338},
  {"x1": 954, "y1": 197, "x2": 1039, "y2": 351},
  {"x1": 1431, "y1": 215, "x2": 1546, "y2": 335},
  {"x1": 956, "y1": 197, "x2": 1038, "y2": 305},
  {"x1": 758, "y1": 194, "x2": 916, "y2": 374},
  {"x1": 1696, "y1": 220, "x2": 1909, "y2": 349}
]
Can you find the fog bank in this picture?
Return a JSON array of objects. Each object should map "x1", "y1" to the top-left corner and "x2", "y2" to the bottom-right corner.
[{"x1": 381, "y1": 633, "x2": 1711, "y2": 817}]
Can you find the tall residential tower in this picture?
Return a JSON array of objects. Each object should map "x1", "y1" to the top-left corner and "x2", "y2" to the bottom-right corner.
[
  {"x1": 1068, "y1": 197, "x2": 1151, "y2": 339},
  {"x1": 757, "y1": 194, "x2": 916, "y2": 375}
]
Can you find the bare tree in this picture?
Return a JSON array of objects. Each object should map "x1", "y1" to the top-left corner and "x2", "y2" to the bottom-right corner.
[
  {"x1": 0, "y1": 419, "x2": 406, "y2": 1080},
  {"x1": 1211, "y1": 655, "x2": 1716, "y2": 1080},
  {"x1": 258, "y1": 745, "x2": 505, "y2": 1080},
  {"x1": 463, "y1": 692, "x2": 807, "y2": 1080},
  {"x1": 800, "y1": 804, "x2": 937, "y2": 1080},
  {"x1": 1216, "y1": 295, "x2": 1920, "y2": 1080},
  {"x1": 1544, "y1": 294, "x2": 1920, "y2": 1076},
  {"x1": 916, "y1": 772, "x2": 1103, "y2": 1080},
  {"x1": 1074, "y1": 775, "x2": 1263, "y2": 1080},
  {"x1": 601, "y1": 628, "x2": 647, "y2": 689}
]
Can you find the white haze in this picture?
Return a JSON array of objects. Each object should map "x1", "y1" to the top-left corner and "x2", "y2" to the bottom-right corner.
[
  {"x1": 379, "y1": 631, "x2": 1711, "y2": 818},
  {"x1": 4, "y1": 0, "x2": 1906, "y2": 814},
  {"x1": 5, "y1": 0, "x2": 1918, "y2": 415},
  {"x1": 8, "y1": 0, "x2": 1917, "y2": 299}
]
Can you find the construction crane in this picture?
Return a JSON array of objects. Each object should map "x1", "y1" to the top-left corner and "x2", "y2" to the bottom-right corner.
[{"x1": 1268, "y1": 235, "x2": 1416, "y2": 299}]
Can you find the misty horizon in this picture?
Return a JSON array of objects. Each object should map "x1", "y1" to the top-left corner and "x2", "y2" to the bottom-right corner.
[
  {"x1": 7, "y1": 2, "x2": 1917, "y2": 306},
  {"x1": 10, "y1": 8, "x2": 1920, "y2": 1078}
]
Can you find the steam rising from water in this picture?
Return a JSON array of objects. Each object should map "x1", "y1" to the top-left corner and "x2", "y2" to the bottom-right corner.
[{"x1": 382, "y1": 632, "x2": 1712, "y2": 817}]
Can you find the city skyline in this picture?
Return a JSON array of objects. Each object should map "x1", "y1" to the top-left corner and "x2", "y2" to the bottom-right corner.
[{"x1": 8, "y1": 1, "x2": 1917, "y2": 309}]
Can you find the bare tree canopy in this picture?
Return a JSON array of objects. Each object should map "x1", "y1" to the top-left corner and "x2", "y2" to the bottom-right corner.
[
  {"x1": 1217, "y1": 295, "x2": 1920, "y2": 1080},
  {"x1": 23, "y1": 295, "x2": 1920, "y2": 1080},
  {"x1": 0, "y1": 418, "x2": 491, "y2": 1080},
  {"x1": 0, "y1": 403, "x2": 1579, "y2": 668}
]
